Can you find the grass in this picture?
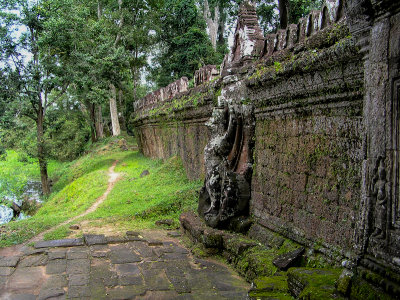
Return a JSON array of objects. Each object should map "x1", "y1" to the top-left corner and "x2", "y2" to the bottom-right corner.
[
  {"x1": 0, "y1": 136, "x2": 202, "y2": 246},
  {"x1": 0, "y1": 150, "x2": 64, "y2": 201},
  {"x1": 76, "y1": 153, "x2": 201, "y2": 229}
]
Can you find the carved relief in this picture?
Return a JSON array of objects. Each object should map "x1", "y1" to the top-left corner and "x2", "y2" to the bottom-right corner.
[
  {"x1": 370, "y1": 157, "x2": 388, "y2": 240},
  {"x1": 392, "y1": 79, "x2": 400, "y2": 229}
]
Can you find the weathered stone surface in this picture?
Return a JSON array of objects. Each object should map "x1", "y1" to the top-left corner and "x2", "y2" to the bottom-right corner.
[
  {"x1": 42, "y1": 274, "x2": 67, "y2": 289},
  {"x1": 38, "y1": 287, "x2": 65, "y2": 300},
  {"x1": 46, "y1": 259, "x2": 66, "y2": 275},
  {"x1": 7, "y1": 266, "x2": 46, "y2": 291},
  {"x1": 7, "y1": 294, "x2": 37, "y2": 300},
  {"x1": 167, "y1": 231, "x2": 182, "y2": 238},
  {"x1": 180, "y1": 211, "x2": 206, "y2": 242},
  {"x1": 106, "y1": 286, "x2": 147, "y2": 299},
  {"x1": 155, "y1": 219, "x2": 174, "y2": 226},
  {"x1": 68, "y1": 286, "x2": 91, "y2": 298},
  {"x1": 140, "y1": 169, "x2": 150, "y2": 177},
  {"x1": 287, "y1": 268, "x2": 343, "y2": 299},
  {"x1": 126, "y1": 231, "x2": 140, "y2": 237},
  {"x1": 273, "y1": 247, "x2": 305, "y2": 271},
  {"x1": 165, "y1": 264, "x2": 191, "y2": 294},
  {"x1": 69, "y1": 224, "x2": 80, "y2": 230},
  {"x1": 148, "y1": 240, "x2": 163, "y2": 246},
  {"x1": 0, "y1": 266, "x2": 15, "y2": 276},
  {"x1": 19, "y1": 254, "x2": 48, "y2": 267},
  {"x1": 69, "y1": 274, "x2": 89, "y2": 286},
  {"x1": 67, "y1": 251, "x2": 88, "y2": 260},
  {"x1": 83, "y1": 234, "x2": 107, "y2": 245},
  {"x1": 66, "y1": 259, "x2": 90, "y2": 274},
  {"x1": 48, "y1": 251, "x2": 66, "y2": 260},
  {"x1": 110, "y1": 247, "x2": 142, "y2": 264},
  {"x1": 142, "y1": 269, "x2": 171, "y2": 291},
  {"x1": 106, "y1": 236, "x2": 127, "y2": 244},
  {"x1": 35, "y1": 239, "x2": 84, "y2": 249},
  {"x1": 0, "y1": 256, "x2": 19, "y2": 267}
]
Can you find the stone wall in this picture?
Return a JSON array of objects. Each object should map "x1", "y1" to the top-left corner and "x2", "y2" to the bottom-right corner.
[
  {"x1": 246, "y1": 30, "x2": 364, "y2": 253},
  {"x1": 133, "y1": 81, "x2": 220, "y2": 180},
  {"x1": 133, "y1": 0, "x2": 400, "y2": 288}
]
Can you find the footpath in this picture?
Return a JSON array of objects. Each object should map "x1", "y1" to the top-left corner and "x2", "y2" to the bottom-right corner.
[{"x1": 0, "y1": 160, "x2": 249, "y2": 299}]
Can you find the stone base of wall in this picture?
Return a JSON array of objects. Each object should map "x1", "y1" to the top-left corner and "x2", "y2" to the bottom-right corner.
[{"x1": 180, "y1": 211, "x2": 399, "y2": 299}]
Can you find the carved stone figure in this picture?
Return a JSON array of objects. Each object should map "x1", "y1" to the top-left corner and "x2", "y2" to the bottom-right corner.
[
  {"x1": 371, "y1": 158, "x2": 388, "y2": 240},
  {"x1": 198, "y1": 102, "x2": 254, "y2": 229}
]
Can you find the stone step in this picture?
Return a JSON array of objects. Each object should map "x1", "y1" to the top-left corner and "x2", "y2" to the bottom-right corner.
[
  {"x1": 248, "y1": 275, "x2": 294, "y2": 299},
  {"x1": 287, "y1": 267, "x2": 345, "y2": 299}
]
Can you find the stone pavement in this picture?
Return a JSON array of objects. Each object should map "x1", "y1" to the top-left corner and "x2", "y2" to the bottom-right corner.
[{"x1": 0, "y1": 232, "x2": 249, "y2": 299}]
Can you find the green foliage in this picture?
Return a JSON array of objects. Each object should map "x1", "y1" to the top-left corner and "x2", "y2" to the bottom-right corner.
[
  {"x1": 150, "y1": 0, "x2": 221, "y2": 87},
  {"x1": 289, "y1": 0, "x2": 323, "y2": 24},
  {"x1": 0, "y1": 150, "x2": 64, "y2": 204},
  {"x1": 45, "y1": 109, "x2": 90, "y2": 161}
]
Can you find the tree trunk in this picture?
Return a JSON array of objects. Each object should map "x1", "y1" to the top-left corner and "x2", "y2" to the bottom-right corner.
[
  {"x1": 36, "y1": 100, "x2": 50, "y2": 196},
  {"x1": 203, "y1": 0, "x2": 219, "y2": 50},
  {"x1": 88, "y1": 102, "x2": 97, "y2": 143},
  {"x1": 217, "y1": 8, "x2": 225, "y2": 47},
  {"x1": 109, "y1": 84, "x2": 121, "y2": 136},
  {"x1": 95, "y1": 104, "x2": 104, "y2": 139},
  {"x1": 118, "y1": 88, "x2": 126, "y2": 131},
  {"x1": 278, "y1": 0, "x2": 289, "y2": 29}
]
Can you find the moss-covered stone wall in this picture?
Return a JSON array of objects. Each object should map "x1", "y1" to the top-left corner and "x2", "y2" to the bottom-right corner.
[
  {"x1": 134, "y1": 26, "x2": 364, "y2": 255},
  {"x1": 247, "y1": 36, "x2": 364, "y2": 254}
]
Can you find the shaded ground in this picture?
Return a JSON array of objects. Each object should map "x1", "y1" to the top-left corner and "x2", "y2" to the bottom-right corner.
[{"x1": 0, "y1": 231, "x2": 249, "y2": 299}]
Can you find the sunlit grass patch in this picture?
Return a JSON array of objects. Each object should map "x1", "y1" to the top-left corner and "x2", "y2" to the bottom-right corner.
[
  {"x1": 78, "y1": 155, "x2": 202, "y2": 230},
  {"x1": 0, "y1": 137, "x2": 202, "y2": 246}
]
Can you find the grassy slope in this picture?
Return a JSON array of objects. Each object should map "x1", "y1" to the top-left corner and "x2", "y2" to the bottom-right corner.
[{"x1": 0, "y1": 137, "x2": 201, "y2": 247}]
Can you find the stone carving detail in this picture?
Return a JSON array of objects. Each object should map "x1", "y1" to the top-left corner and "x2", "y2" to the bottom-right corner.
[
  {"x1": 194, "y1": 65, "x2": 219, "y2": 87},
  {"x1": 370, "y1": 157, "x2": 388, "y2": 240},
  {"x1": 198, "y1": 103, "x2": 254, "y2": 228},
  {"x1": 392, "y1": 79, "x2": 400, "y2": 229},
  {"x1": 134, "y1": 77, "x2": 188, "y2": 117},
  {"x1": 198, "y1": 1, "x2": 258, "y2": 229},
  {"x1": 223, "y1": 0, "x2": 264, "y2": 72}
]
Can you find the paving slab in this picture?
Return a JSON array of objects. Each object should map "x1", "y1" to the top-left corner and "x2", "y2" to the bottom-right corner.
[
  {"x1": 19, "y1": 254, "x2": 48, "y2": 267},
  {"x1": 46, "y1": 259, "x2": 66, "y2": 275},
  {"x1": 7, "y1": 266, "x2": 46, "y2": 293},
  {"x1": 0, "y1": 231, "x2": 250, "y2": 299},
  {"x1": 0, "y1": 256, "x2": 19, "y2": 267},
  {"x1": 35, "y1": 239, "x2": 84, "y2": 249},
  {"x1": 84, "y1": 234, "x2": 107, "y2": 246},
  {"x1": 0, "y1": 266, "x2": 15, "y2": 276}
]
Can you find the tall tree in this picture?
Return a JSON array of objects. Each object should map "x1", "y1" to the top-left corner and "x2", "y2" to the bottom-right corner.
[
  {"x1": 151, "y1": 0, "x2": 220, "y2": 87},
  {"x1": 0, "y1": 0, "x2": 68, "y2": 195}
]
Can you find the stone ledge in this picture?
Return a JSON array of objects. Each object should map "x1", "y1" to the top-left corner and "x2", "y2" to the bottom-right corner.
[{"x1": 35, "y1": 238, "x2": 84, "y2": 249}]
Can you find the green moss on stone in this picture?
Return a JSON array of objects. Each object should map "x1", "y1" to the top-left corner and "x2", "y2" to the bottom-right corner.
[
  {"x1": 249, "y1": 275, "x2": 294, "y2": 300},
  {"x1": 288, "y1": 268, "x2": 344, "y2": 300},
  {"x1": 350, "y1": 277, "x2": 393, "y2": 300}
]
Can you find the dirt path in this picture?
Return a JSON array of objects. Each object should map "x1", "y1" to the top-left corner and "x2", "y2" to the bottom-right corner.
[{"x1": 0, "y1": 161, "x2": 121, "y2": 257}]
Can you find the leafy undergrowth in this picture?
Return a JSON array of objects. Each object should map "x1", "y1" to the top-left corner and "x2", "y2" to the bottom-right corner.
[
  {"x1": 0, "y1": 150, "x2": 63, "y2": 201},
  {"x1": 0, "y1": 137, "x2": 201, "y2": 246}
]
